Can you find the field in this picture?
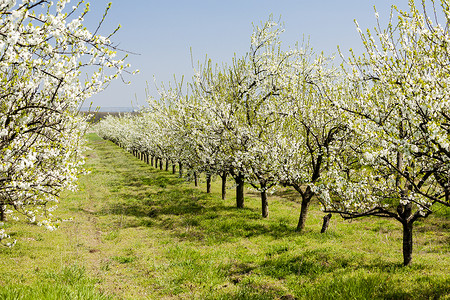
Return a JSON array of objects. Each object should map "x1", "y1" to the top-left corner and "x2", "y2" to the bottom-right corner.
[{"x1": 0, "y1": 133, "x2": 449, "y2": 299}]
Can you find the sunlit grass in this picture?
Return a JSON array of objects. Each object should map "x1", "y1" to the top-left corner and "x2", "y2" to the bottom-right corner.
[{"x1": 0, "y1": 133, "x2": 448, "y2": 299}]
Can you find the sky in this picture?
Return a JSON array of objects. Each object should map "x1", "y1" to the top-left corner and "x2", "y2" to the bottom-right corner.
[{"x1": 82, "y1": 0, "x2": 407, "y2": 109}]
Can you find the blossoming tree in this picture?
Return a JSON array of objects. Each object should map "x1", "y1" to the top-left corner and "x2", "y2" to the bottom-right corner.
[
  {"x1": 0, "y1": 0, "x2": 130, "y2": 246},
  {"x1": 276, "y1": 50, "x2": 349, "y2": 231},
  {"x1": 318, "y1": 0, "x2": 450, "y2": 265}
]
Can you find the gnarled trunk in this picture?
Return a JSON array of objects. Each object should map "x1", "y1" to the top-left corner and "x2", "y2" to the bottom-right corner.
[
  {"x1": 235, "y1": 173, "x2": 245, "y2": 208},
  {"x1": 402, "y1": 221, "x2": 413, "y2": 266},
  {"x1": 178, "y1": 162, "x2": 183, "y2": 178},
  {"x1": 220, "y1": 171, "x2": 227, "y2": 200},
  {"x1": 172, "y1": 164, "x2": 176, "y2": 174},
  {"x1": 296, "y1": 196, "x2": 312, "y2": 232},
  {"x1": 321, "y1": 213, "x2": 332, "y2": 233},
  {"x1": 295, "y1": 185, "x2": 314, "y2": 232},
  {"x1": 0, "y1": 203, "x2": 5, "y2": 222},
  {"x1": 261, "y1": 190, "x2": 268, "y2": 218},
  {"x1": 397, "y1": 200, "x2": 414, "y2": 266},
  {"x1": 206, "y1": 173, "x2": 211, "y2": 193}
]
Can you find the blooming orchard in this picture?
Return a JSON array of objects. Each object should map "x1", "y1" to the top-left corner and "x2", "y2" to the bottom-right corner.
[{"x1": 96, "y1": 2, "x2": 449, "y2": 266}]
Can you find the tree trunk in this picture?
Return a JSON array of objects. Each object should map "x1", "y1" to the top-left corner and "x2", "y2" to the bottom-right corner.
[
  {"x1": 402, "y1": 221, "x2": 413, "y2": 266},
  {"x1": 172, "y1": 164, "x2": 176, "y2": 174},
  {"x1": 221, "y1": 171, "x2": 227, "y2": 200},
  {"x1": 261, "y1": 190, "x2": 268, "y2": 218},
  {"x1": 194, "y1": 172, "x2": 198, "y2": 187},
  {"x1": 235, "y1": 173, "x2": 245, "y2": 208},
  {"x1": 397, "y1": 200, "x2": 413, "y2": 266},
  {"x1": 321, "y1": 213, "x2": 332, "y2": 233},
  {"x1": 296, "y1": 196, "x2": 312, "y2": 232},
  {"x1": 165, "y1": 159, "x2": 169, "y2": 171},
  {"x1": 178, "y1": 162, "x2": 183, "y2": 178},
  {"x1": 151, "y1": 156, "x2": 154, "y2": 167},
  {"x1": 206, "y1": 173, "x2": 211, "y2": 193},
  {"x1": 159, "y1": 159, "x2": 163, "y2": 170},
  {"x1": 0, "y1": 203, "x2": 5, "y2": 222}
]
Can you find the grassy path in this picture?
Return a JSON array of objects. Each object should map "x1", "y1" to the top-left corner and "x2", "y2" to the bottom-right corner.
[{"x1": 0, "y1": 133, "x2": 449, "y2": 299}]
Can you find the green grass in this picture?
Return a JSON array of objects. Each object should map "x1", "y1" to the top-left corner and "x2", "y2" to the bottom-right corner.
[
  {"x1": 0, "y1": 132, "x2": 449, "y2": 299},
  {"x1": 0, "y1": 265, "x2": 111, "y2": 300}
]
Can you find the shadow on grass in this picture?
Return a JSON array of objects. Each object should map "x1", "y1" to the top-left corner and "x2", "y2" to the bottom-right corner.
[
  {"x1": 85, "y1": 137, "x2": 311, "y2": 244},
  {"x1": 94, "y1": 163, "x2": 302, "y2": 243},
  {"x1": 126, "y1": 174, "x2": 182, "y2": 189},
  {"x1": 259, "y1": 248, "x2": 361, "y2": 279}
]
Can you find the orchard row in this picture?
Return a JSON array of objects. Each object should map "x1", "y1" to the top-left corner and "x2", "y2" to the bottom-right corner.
[{"x1": 97, "y1": 2, "x2": 450, "y2": 266}]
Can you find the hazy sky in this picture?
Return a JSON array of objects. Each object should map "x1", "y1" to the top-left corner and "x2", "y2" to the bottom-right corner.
[{"x1": 83, "y1": 0, "x2": 404, "y2": 109}]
